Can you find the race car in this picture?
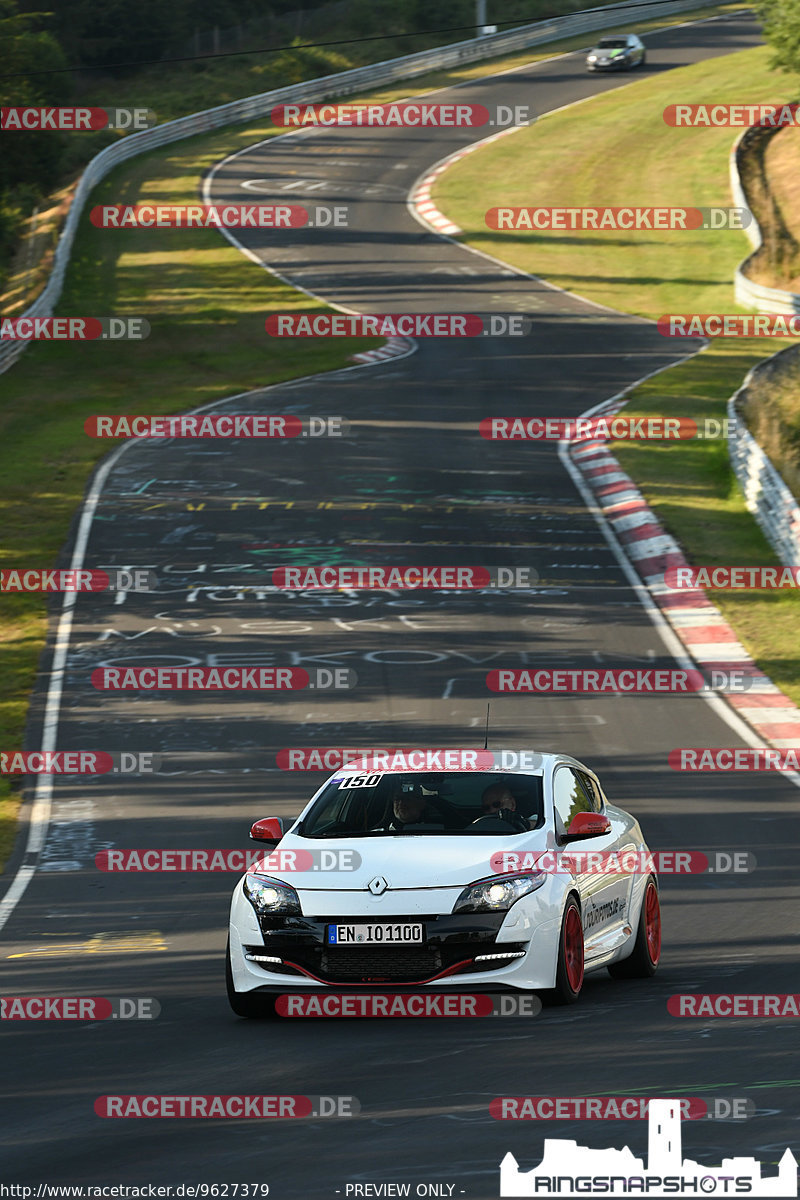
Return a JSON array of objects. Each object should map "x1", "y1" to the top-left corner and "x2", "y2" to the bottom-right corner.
[
  {"x1": 226, "y1": 750, "x2": 661, "y2": 1016},
  {"x1": 586, "y1": 33, "x2": 646, "y2": 71}
]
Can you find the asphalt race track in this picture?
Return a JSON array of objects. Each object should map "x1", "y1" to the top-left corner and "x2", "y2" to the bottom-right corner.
[{"x1": 3, "y1": 9, "x2": 799, "y2": 1197}]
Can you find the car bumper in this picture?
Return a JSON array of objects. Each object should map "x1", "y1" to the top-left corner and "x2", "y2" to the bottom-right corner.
[
  {"x1": 588, "y1": 60, "x2": 629, "y2": 71},
  {"x1": 229, "y1": 884, "x2": 563, "y2": 993}
]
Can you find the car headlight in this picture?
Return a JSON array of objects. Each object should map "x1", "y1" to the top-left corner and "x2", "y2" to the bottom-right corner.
[
  {"x1": 587, "y1": 54, "x2": 597, "y2": 61},
  {"x1": 243, "y1": 873, "x2": 301, "y2": 915},
  {"x1": 453, "y1": 872, "x2": 546, "y2": 914}
]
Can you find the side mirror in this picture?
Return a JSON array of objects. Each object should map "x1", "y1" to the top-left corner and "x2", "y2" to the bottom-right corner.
[
  {"x1": 249, "y1": 817, "x2": 285, "y2": 846},
  {"x1": 562, "y1": 812, "x2": 612, "y2": 843}
]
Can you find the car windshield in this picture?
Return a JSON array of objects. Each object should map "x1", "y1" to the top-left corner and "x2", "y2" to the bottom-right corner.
[
  {"x1": 597, "y1": 38, "x2": 628, "y2": 48},
  {"x1": 299, "y1": 771, "x2": 545, "y2": 837}
]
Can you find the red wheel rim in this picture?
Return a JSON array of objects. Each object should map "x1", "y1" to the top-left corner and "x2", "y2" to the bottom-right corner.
[
  {"x1": 644, "y1": 882, "x2": 661, "y2": 965},
  {"x1": 563, "y1": 904, "x2": 584, "y2": 993}
]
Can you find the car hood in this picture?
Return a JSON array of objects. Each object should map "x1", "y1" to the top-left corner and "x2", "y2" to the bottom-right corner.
[
  {"x1": 592, "y1": 45, "x2": 627, "y2": 56},
  {"x1": 255, "y1": 831, "x2": 547, "y2": 891}
]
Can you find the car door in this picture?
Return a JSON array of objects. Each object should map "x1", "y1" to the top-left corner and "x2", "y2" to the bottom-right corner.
[{"x1": 551, "y1": 765, "x2": 630, "y2": 950}]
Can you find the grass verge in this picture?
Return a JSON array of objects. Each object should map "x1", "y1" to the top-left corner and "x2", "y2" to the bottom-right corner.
[
  {"x1": 0, "y1": 120, "x2": 382, "y2": 872},
  {"x1": 2, "y1": 2, "x2": 745, "y2": 310},
  {"x1": 432, "y1": 42, "x2": 800, "y2": 705}
]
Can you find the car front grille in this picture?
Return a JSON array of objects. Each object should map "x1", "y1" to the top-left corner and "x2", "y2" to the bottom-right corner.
[
  {"x1": 321, "y1": 945, "x2": 442, "y2": 982},
  {"x1": 245, "y1": 939, "x2": 527, "y2": 984}
]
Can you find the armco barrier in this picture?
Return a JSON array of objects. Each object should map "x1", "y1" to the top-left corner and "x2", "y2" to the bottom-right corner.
[
  {"x1": 726, "y1": 124, "x2": 800, "y2": 564},
  {"x1": 730, "y1": 126, "x2": 800, "y2": 315},
  {"x1": 727, "y1": 352, "x2": 800, "y2": 564},
  {"x1": 0, "y1": 0, "x2": 723, "y2": 375}
]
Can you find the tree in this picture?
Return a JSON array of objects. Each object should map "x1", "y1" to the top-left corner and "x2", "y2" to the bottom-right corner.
[{"x1": 756, "y1": 0, "x2": 800, "y2": 78}]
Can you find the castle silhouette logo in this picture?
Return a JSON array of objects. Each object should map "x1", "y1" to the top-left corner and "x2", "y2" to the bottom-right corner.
[{"x1": 500, "y1": 1098, "x2": 797, "y2": 1197}]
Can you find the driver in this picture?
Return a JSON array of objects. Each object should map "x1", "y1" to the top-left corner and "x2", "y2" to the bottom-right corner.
[
  {"x1": 387, "y1": 782, "x2": 462, "y2": 830},
  {"x1": 481, "y1": 783, "x2": 517, "y2": 816}
]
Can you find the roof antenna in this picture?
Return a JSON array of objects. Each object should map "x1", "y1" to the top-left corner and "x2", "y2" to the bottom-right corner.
[{"x1": 483, "y1": 702, "x2": 491, "y2": 751}]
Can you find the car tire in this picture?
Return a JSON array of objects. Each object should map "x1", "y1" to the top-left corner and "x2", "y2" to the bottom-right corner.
[
  {"x1": 608, "y1": 877, "x2": 661, "y2": 979},
  {"x1": 545, "y1": 896, "x2": 584, "y2": 1005},
  {"x1": 226, "y1": 937, "x2": 275, "y2": 1018},
  {"x1": 640, "y1": 51, "x2": 647, "y2": 67}
]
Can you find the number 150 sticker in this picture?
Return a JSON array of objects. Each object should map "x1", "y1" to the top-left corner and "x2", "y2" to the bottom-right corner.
[{"x1": 338, "y1": 773, "x2": 383, "y2": 789}]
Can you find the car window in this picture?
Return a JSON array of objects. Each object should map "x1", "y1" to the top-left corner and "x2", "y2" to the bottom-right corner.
[
  {"x1": 552, "y1": 766, "x2": 594, "y2": 836},
  {"x1": 598, "y1": 38, "x2": 628, "y2": 47},
  {"x1": 576, "y1": 770, "x2": 605, "y2": 813},
  {"x1": 299, "y1": 771, "x2": 545, "y2": 836}
]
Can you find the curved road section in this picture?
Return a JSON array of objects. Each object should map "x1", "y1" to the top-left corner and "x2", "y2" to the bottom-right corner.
[{"x1": 3, "y1": 11, "x2": 798, "y2": 1196}]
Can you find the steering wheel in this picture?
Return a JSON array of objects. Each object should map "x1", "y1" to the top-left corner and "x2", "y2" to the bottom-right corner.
[{"x1": 470, "y1": 812, "x2": 529, "y2": 833}]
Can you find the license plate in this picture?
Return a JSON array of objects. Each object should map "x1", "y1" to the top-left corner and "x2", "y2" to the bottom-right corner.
[{"x1": 326, "y1": 923, "x2": 424, "y2": 946}]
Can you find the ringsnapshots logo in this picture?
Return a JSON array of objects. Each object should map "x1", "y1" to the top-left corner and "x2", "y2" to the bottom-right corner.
[
  {"x1": 1, "y1": 568, "x2": 155, "y2": 592},
  {"x1": 498, "y1": 1098, "x2": 797, "y2": 1197},
  {"x1": 90, "y1": 666, "x2": 357, "y2": 691},
  {"x1": 1, "y1": 107, "x2": 155, "y2": 131},
  {"x1": 658, "y1": 314, "x2": 800, "y2": 337},
  {"x1": 265, "y1": 313, "x2": 530, "y2": 337},
  {"x1": 84, "y1": 414, "x2": 347, "y2": 438},
  {"x1": 1, "y1": 317, "x2": 150, "y2": 341},
  {"x1": 486, "y1": 207, "x2": 750, "y2": 231},
  {"x1": 270, "y1": 102, "x2": 532, "y2": 128},
  {"x1": 481, "y1": 416, "x2": 733, "y2": 441},
  {"x1": 275, "y1": 993, "x2": 541, "y2": 1018},
  {"x1": 95, "y1": 847, "x2": 361, "y2": 872},
  {"x1": 272, "y1": 566, "x2": 538, "y2": 590},
  {"x1": 1, "y1": 996, "x2": 159, "y2": 1019}
]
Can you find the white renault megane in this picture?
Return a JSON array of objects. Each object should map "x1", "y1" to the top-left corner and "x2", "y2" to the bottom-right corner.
[{"x1": 226, "y1": 750, "x2": 661, "y2": 1016}]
